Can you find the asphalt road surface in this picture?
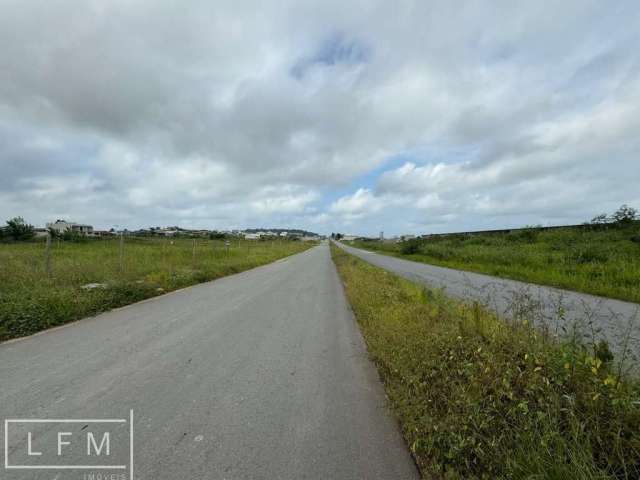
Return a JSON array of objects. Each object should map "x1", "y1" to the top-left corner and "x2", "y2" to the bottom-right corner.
[
  {"x1": 336, "y1": 241, "x2": 640, "y2": 361},
  {"x1": 0, "y1": 243, "x2": 418, "y2": 480}
]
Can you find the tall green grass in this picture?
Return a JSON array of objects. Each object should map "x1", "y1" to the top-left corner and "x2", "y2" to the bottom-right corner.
[
  {"x1": 331, "y1": 245, "x2": 640, "y2": 479},
  {"x1": 350, "y1": 223, "x2": 640, "y2": 303},
  {"x1": 0, "y1": 237, "x2": 313, "y2": 341}
]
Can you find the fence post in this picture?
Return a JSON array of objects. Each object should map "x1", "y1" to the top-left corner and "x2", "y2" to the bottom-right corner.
[
  {"x1": 192, "y1": 238, "x2": 196, "y2": 265},
  {"x1": 45, "y1": 232, "x2": 52, "y2": 277},
  {"x1": 119, "y1": 232, "x2": 124, "y2": 273}
]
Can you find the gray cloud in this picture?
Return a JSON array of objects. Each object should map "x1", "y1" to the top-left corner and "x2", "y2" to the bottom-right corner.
[{"x1": 1, "y1": 0, "x2": 639, "y2": 234}]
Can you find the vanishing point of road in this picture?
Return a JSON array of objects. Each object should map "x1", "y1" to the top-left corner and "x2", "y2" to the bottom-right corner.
[{"x1": 0, "y1": 243, "x2": 419, "y2": 480}]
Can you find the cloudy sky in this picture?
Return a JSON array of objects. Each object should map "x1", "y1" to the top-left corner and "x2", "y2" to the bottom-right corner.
[{"x1": 1, "y1": 1, "x2": 639, "y2": 235}]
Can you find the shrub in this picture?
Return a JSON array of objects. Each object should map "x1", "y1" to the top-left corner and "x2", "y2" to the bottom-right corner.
[
  {"x1": 400, "y1": 238, "x2": 422, "y2": 255},
  {"x1": 613, "y1": 205, "x2": 638, "y2": 225},
  {"x1": 61, "y1": 229, "x2": 88, "y2": 243},
  {"x1": 506, "y1": 227, "x2": 540, "y2": 243},
  {"x1": 5, "y1": 217, "x2": 35, "y2": 241}
]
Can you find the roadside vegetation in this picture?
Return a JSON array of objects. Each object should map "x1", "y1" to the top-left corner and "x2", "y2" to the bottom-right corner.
[
  {"x1": 348, "y1": 205, "x2": 640, "y2": 303},
  {"x1": 331, "y1": 245, "x2": 640, "y2": 479},
  {"x1": 0, "y1": 236, "x2": 313, "y2": 341}
]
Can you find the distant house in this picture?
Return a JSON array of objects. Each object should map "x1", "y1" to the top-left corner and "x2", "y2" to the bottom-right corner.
[
  {"x1": 93, "y1": 230, "x2": 115, "y2": 237},
  {"x1": 244, "y1": 233, "x2": 261, "y2": 240},
  {"x1": 46, "y1": 220, "x2": 94, "y2": 235}
]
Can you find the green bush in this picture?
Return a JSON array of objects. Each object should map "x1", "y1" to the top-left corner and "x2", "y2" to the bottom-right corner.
[
  {"x1": 60, "y1": 230, "x2": 89, "y2": 243},
  {"x1": 400, "y1": 238, "x2": 422, "y2": 255},
  {"x1": 4, "y1": 217, "x2": 35, "y2": 241},
  {"x1": 506, "y1": 227, "x2": 540, "y2": 243}
]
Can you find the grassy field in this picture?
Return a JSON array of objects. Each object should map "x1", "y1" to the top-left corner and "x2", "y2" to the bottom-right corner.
[
  {"x1": 349, "y1": 222, "x2": 640, "y2": 303},
  {"x1": 331, "y1": 245, "x2": 640, "y2": 479},
  {"x1": 0, "y1": 237, "x2": 313, "y2": 341}
]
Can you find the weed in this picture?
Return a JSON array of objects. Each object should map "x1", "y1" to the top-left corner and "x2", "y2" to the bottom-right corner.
[{"x1": 331, "y1": 245, "x2": 640, "y2": 479}]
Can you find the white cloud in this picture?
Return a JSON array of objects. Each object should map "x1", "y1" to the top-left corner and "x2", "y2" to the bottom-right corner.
[
  {"x1": 0, "y1": 0, "x2": 639, "y2": 234},
  {"x1": 330, "y1": 188, "x2": 381, "y2": 217}
]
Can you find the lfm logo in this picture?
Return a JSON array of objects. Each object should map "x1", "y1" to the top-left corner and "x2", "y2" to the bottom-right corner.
[{"x1": 4, "y1": 410, "x2": 133, "y2": 478}]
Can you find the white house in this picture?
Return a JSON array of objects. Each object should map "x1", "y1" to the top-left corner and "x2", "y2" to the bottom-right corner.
[
  {"x1": 46, "y1": 220, "x2": 94, "y2": 235},
  {"x1": 244, "y1": 233, "x2": 261, "y2": 240}
]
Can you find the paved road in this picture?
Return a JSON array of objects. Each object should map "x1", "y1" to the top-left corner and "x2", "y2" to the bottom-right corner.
[
  {"x1": 0, "y1": 244, "x2": 418, "y2": 480},
  {"x1": 336, "y1": 242, "x2": 640, "y2": 361}
]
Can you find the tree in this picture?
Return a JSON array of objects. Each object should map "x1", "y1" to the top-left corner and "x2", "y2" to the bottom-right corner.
[
  {"x1": 61, "y1": 229, "x2": 87, "y2": 243},
  {"x1": 5, "y1": 217, "x2": 35, "y2": 241},
  {"x1": 612, "y1": 204, "x2": 638, "y2": 225},
  {"x1": 590, "y1": 213, "x2": 609, "y2": 225}
]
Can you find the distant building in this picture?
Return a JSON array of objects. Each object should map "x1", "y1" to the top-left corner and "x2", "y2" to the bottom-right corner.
[
  {"x1": 93, "y1": 230, "x2": 115, "y2": 237},
  {"x1": 157, "y1": 228, "x2": 178, "y2": 237},
  {"x1": 342, "y1": 235, "x2": 358, "y2": 241},
  {"x1": 46, "y1": 220, "x2": 93, "y2": 235},
  {"x1": 244, "y1": 233, "x2": 261, "y2": 240},
  {"x1": 394, "y1": 234, "x2": 416, "y2": 243}
]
